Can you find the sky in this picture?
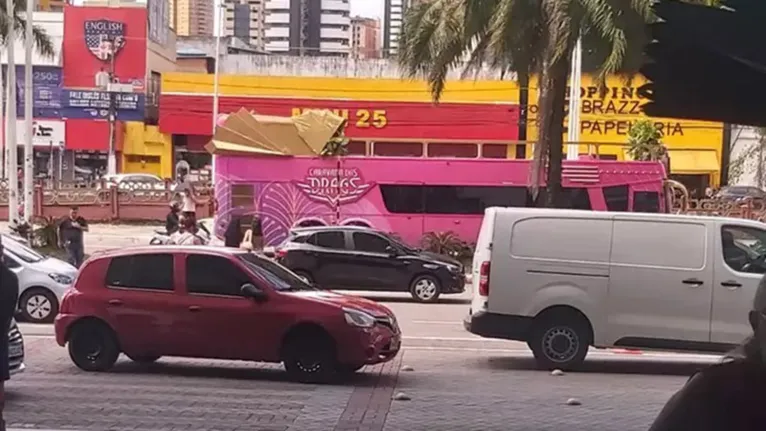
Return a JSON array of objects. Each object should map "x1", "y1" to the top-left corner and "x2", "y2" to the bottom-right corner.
[{"x1": 351, "y1": 0, "x2": 385, "y2": 20}]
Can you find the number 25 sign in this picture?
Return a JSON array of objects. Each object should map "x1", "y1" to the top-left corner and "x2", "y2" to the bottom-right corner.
[{"x1": 291, "y1": 108, "x2": 388, "y2": 129}]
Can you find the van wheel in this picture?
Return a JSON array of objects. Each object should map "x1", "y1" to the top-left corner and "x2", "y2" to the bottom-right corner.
[
  {"x1": 282, "y1": 331, "x2": 337, "y2": 383},
  {"x1": 528, "y1": 311, "x2": 591, "y2": 371},
  {"x1": 68, "y1": 321, "x2": 120, "y2": 372},
  {"x1": 19, "y1": 288, "x2": 58, "y2": 324},
  {"x1": 410, "y1": 275, "x2": 441, "y2": 302}
]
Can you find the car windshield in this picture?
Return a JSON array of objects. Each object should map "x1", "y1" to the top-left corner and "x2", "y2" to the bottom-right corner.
[
  {"x1": 237, "y1": 253, "x2": 316, "y2": 292},
  {"x1": 721, "y1": 186, "x2": 752, "y2": 196},
  {"x1": 3, "y1": 236, "x2": 44, "y2": 263}
]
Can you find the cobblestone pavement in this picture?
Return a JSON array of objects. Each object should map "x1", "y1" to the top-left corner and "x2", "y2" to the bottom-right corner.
[{"x1": 7, "y1": 290, "x2": 723, "y2": 431}]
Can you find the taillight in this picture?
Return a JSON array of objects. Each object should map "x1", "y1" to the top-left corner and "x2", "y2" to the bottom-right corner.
[
  {"x1": 478, "y1": 261, "x2": 490, "y2": 296},
  {"x1": 276, "y1": 249, "x2": 287, "y2": 258}
]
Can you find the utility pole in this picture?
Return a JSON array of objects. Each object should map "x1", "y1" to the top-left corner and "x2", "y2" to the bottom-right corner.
[
  {"x1": 23, "y1": 0, "x2": 34, "y2": 223},
  {"x1": 5, "y1": 0, "x2": 18, "y2": 227},
  {"x1": 106, "y1": 38, "x2": 117, "y2": 175}
]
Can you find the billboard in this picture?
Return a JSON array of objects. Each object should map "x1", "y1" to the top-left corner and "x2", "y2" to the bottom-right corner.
[
  {"x1": 63, "y1": 6, "x2": 147, "y2": 92},
  {"x1": 148, "y1": 0, "x2": 170, "y2": 45},
  {"x1": 61, "y1": 90, "x2": 145, "y2": 122},
  {"x1": 15, "y1": 119, "x2": 65, "y2": 148},
  {"x1": 1, "y1": 65, "x2": 62, "y2": 118}
]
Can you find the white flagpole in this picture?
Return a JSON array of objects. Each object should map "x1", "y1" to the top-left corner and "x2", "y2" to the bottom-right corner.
[
  {"x1": 24, "y1": 0, "x2": 34, "y2": 223},
  {"x1": 211, "y1": 0, "x2": 223, "y2": 184},
  {"x1": 6, "y1": 0, "x2": 18, "y2": 227}
]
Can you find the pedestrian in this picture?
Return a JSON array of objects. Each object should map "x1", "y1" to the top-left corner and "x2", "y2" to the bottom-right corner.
[
  {"x1": 169, "y1": 216, "x2": 204, "y2": 246},
  {"x1": 240, "y1": 216, "x2": 263, "y2": 251},
  {"x1": 648, "y1": 275, "x2": 766, "y2": 431},
  {"x1": 58, "y1": 206, "x2": 88, "y2": 268},
  {"x1": 0, "y1": 236, "x2": 19, "y2": 431},
  {"x1": 224, "y1": 215, "x2": 243, "y2": 248},
  {"x1": 176, "y1": 168, "x2": 197, "y2": 225}
]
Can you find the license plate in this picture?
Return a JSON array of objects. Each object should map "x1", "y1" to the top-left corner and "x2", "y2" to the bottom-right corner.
[{"x1": 9, "y1": 344, "x2": 23, "y2": 357}]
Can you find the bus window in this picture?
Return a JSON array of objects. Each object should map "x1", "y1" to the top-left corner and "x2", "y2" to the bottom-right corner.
[
  {"x1": 603, "y1": 185, "x2": 629, "y2": 212},
  {"x1": 633, "y1": 191, "x2": 661, "y2": 213},
  {"x1": 380, "y1": 185, "x2": 424, "y2": 213},
  {"x1": 423, "y1": 186, "x2": 528, "y2": 214},
  {"x1": 532, "y1": 187, "x2": 592, "y2": 210}
]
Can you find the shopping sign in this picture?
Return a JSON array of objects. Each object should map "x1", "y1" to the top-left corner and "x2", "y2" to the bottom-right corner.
[
  {"x1": 84, "y1": 20, "x2": 126, "y2": 61},
  {"x1": 15, "y1": 119, "x2": 65, "y2": 148},
  {"x1": 295, "y1": 167, "x2": 373, "y2": 206}
]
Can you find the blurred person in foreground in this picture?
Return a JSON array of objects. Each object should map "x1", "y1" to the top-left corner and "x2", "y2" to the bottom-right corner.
[
  {"x1": 649, "y1": 277, "x2": 766, "y2": 431},
  {"x1": 169, "y1": 216, "x2": 204, "y2": 246},
  {"x1": 0, "y1": 236, "x2": 19, "y2": 431},
  {"x1": 224, "y1": 215, "x2": 244, "y2": 248}
]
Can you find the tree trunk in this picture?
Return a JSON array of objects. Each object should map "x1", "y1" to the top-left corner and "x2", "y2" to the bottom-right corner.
[
  {"x1": 533, "y1": 1, "x2": 577, "y2": 208},
  {"x1": 516, "y1": 71, "x2": 530, "y2": 159}
]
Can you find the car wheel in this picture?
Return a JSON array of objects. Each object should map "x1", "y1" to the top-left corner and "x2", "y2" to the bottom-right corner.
[
  {"x1": 67, "y1": 321, "x2": 120, "y2": 372},
  {"x1": 19, "y1": 288, "x2": 59, "y2": 324},
  {"x1": 409, "y1": 275, "x2": 441, "y2": 303},
  {"x1": 528, "y1": 310, "x2": 591, "y2": 371},
  {"x1": 282, "y1": 332, "x2": 337, "y2": 383},
  {"x1": 293, "y1": 270, "x2": 314, "y2": 285},
  {"x1": 127, "y1": 354, "x2": 161, "y2": 364}
]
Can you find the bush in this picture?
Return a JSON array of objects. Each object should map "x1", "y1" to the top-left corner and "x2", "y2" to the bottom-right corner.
[{"x1": 420, "y1": 231, "x2": 463, "y2": 256}]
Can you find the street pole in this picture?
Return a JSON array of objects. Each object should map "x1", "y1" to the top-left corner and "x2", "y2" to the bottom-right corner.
[
  {"x1": 211, "y1": 1, "x2": 223, "y2": 183},
  {"x1": 106, "y1": 42, "x2": 117, "y2": 175},
  {"x1": 5, "y1": 0, "x2": 18, "y2": 227},
  {"x1": 23, "y1": 0, "x2": 34, "y2": 223},
  {"x1": 566, "y1": 37, "x2": 582, "y2": 160}
]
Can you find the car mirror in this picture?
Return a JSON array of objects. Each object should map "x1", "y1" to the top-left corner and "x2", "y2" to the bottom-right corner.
[{"x1": 241, "y1": 283, "x2": 268, "y2": 302}]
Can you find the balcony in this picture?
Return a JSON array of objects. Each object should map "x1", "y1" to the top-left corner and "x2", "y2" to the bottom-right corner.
[
  {"x1": 321, "y1": 0, "x2": 350, "y2": 13},
  {"x1": 265, "y1": 40, "x2": 289, "y2": 52},
  {"x1": 265, "y1": 26, "x2": 289, "y2": 38},
  {"x1": 320, "y1": 27, "x2": 350, "y2": 40},
  {"x1": 265, "y1": 0, "x2": 290, "y2": 9},
  {"x1": 320, "y1": 41, "x2": 350, "y2": 54},
  {"x1": 265, "y1": 12, "x2": 290, "y2": 24},
  {"x1": 321, "y1": 13, "x2": 350, "y2": 26}
]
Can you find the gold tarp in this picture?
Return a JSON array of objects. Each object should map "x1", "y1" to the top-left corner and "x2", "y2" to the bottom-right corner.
[{"x1": 204, "y1": 108, "x2": 346, "y2": 156}]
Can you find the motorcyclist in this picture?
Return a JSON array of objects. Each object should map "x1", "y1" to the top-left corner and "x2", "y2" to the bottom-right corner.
[{"x1": 166, "y1": 202, "x2": 181, "y2": 235}]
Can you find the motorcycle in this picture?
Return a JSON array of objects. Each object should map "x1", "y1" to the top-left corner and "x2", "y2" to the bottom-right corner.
[{"x1": 149, "y1": 222, "x2": 212, "y2": 245}]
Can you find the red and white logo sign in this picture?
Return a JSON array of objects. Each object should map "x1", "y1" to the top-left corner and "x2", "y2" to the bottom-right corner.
[{"x1": 295, "y1": 167, "x2": 373, "y2": 206}]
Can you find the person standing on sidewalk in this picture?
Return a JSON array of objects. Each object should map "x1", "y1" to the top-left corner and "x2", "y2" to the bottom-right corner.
[
  {"x1": 176, "y1": 169, "x2": 197, "y2": 224},
  {"x1": 58, "y1": 206, "x2": 89, "y2": 268},
  {"x1": 0, "y1": 236, "x2": 19, "y2": 431}
]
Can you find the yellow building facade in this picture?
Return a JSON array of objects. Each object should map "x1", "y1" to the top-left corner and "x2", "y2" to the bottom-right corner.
[
  {"x1": 121, "y1": 122, "x2": 174, "y2": 179},
  {"x1": 162, "y1": 72, "x2": 724, "y2": 186}
]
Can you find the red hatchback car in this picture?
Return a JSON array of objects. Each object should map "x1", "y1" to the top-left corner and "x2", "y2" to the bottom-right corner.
[{"x1": 54, "y1": 246, "x2": 401, "y2": 382}]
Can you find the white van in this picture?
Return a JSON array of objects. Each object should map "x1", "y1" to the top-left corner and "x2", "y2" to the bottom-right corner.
[{"x1": 464, "y1": 207, "x2": 766, "y2": 369}]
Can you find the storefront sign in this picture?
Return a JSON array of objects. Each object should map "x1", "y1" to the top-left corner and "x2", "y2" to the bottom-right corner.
[
  {"x1": 15, "y1": 119, "x2": 65, "y2": 148},
  {"x1": 61, "y1": 90, "x2": 145, "y2": 121},
  {"x1": 84, "y1": 20, "x2": 126, "y2": 61},
  {"x1": 2, "y1": 65, "x2": 62, "y2": 118}
]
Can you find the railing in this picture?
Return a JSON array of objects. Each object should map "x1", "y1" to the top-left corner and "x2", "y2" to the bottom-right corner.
[{"x1": 0, "y1": 179, "x2": 215, "y2": 223}]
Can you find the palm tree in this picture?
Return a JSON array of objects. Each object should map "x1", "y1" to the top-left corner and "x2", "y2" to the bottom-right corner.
[
  {"x1": 399, "y1": 0, "x2": 656, "y2": 207},
  {"x1": 0, "y1": 0, "x2": 55, "y2": 59}
]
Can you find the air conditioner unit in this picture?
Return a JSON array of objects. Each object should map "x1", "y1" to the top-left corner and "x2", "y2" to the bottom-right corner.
[{"x1": 95, "y1": 70, "x2": 110, "y2": 89}]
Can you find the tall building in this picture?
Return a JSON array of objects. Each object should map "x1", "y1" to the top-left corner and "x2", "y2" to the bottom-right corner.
[
  {"x1": 384, "y1": 0, "x2": 425, "y2": 57},
  {"x1": 174, "y1": 0, "x2": 213, "y2": 37},
  {"x1": 351, "y1": 16, "x2": 380, "y2": 59},
  {"x1": 264, "y1": 0, "x2": 351, "y2": 56},
  {"x1": 222, "y1": 0, "x2": 266, "y2": 50}
]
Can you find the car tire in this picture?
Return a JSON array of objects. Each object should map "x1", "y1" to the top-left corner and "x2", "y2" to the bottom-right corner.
[
  {"x1": 409, "y1": 274, "x2": 441, "y2": 303},
  {"x1": 293, "y1": 270, "x2": 314, "y2": 285},
  {"x1": 527, "y1": 310, "x2": 591, "y2": 371},
  {"x1": 19, "y1": 288, "x2": 59, "y2": 324},
  {"x1": 67, "y1": 321, "x2": 120, "y2": 372},
  {"x1": 127, "y1": 354, "x2": 161, "y2": 364},
  {"x1": 282, "y1": 331, "x2": 337, "y2": 383}
]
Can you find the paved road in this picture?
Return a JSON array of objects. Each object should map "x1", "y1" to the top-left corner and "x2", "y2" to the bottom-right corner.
[{"x1": 2, "y1": 224, "x2": 724, "y2": 430}]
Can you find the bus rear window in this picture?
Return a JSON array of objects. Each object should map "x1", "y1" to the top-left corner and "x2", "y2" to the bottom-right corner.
[{"x1": 633, "y1": 191, "x2": 661, "y2": 213}]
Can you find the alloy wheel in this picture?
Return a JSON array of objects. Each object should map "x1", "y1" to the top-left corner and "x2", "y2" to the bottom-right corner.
[
  {"x1": 25, "y1": 294, "x2": 52, "y2": 321},
  {"x1": 414, "y1": 278, "x2": 437, "y2": 301}
]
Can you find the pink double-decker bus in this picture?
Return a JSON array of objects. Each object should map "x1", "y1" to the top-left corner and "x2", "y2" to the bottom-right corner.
[{"x1": 213, "y1": 155, "x2": 669, "y2": 247}]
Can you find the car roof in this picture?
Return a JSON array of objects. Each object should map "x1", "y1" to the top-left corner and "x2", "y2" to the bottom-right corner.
[
  {"x1": 88, "y1": 245, "x2": 251, "y2": 260},
  {"x1": 290, "y1": 225, "x2": 381, "y2": 235}
]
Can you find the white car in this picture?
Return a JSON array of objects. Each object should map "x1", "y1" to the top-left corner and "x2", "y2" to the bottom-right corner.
[
  {"x1": 3, "y1": 235, "x2": 78, "y2": 324},
  {"x1": 100, "y1": 173, "x2": 171, "y2": 191}
]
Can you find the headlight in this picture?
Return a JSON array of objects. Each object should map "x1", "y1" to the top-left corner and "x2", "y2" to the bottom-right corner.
[
  {"x1": 445, "y1": 263, "x2": 460, "y2": 273},
  {"x1": 49, "y1": 273, "x2": 74, "y2": 285},
  {"x1": 343, "y1": 308, "x2": 376, "y2": 328}
]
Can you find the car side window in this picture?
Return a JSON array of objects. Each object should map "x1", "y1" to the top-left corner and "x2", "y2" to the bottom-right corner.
[
  {"x1": 186, "y1": 254, "x2": 251, "y2": 296},
  {"x1": 721, "y1": 226, "x2": 766, "y2": 274},
  {"x1": 308, "y1": 231, "x2": 346, "y2": 249},
  {"x1": 352, "y1": 232, "x2": 390, "y2": 254},
  {"x1": 106, "y1": 254, "x2": 174, "y2": 291}
]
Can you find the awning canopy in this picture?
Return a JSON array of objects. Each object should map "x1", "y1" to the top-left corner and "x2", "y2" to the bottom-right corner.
[{"x1": 206, "y1": 108, "x2": 346, "y2": 156}]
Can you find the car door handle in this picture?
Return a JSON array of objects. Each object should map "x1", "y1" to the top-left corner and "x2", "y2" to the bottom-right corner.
[
  {"x1": 188, "y1": 306, "x2": 202, "y2": 312},
  {"x1": 721, "y1": 281, "x2": 743, "y2": 289},
  {"x1": 108, "y1": 299, "x2": 123, "y2": 306},
  {"x1": 682, "y1": 278, "x2": 704, "y2": 286}
]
